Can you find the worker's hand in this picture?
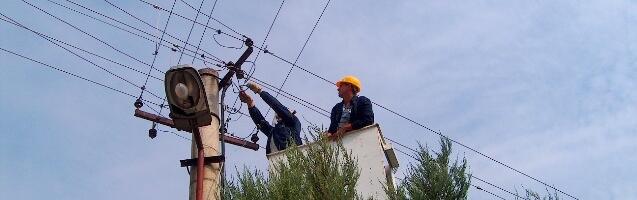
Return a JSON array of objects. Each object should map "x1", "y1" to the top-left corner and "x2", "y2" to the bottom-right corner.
[
  {"x1": 341, "y1": 123, "x2": 353, "y2": 131},
  {"x1": 326, "y1": 132, "x2": 338, "y2": 141},
  {"x1": 336, "y1": 128, "x2": 345, "y2": 136},
  {"x1": 246, "y1": 82, "x2": 262, "y2": 94},
  {"x1": 239, "y1": 91, "x2": 255, "y2": 108}
]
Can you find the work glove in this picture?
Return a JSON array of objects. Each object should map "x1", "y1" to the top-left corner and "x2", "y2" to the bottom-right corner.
[{"x1": 246, "y1": 82, "x2": 262, "y2": 94}]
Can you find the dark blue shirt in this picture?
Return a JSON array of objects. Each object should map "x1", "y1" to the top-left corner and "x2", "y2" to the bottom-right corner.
[
  {"x1": 328, "y1": 95, "x2": 374, "y2": 134},
  {"x1": 248, "y1": 91, "x2": 303, "y2": 154}
]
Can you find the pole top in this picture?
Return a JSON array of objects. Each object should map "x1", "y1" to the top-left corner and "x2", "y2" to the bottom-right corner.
[{"x1": 198, "y1": 68, "x2": 219, "y2": 78}]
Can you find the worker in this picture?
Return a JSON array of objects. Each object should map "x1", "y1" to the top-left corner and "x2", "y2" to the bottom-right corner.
[
  {"x1": 326, "y1": 75, "x2": 374, "y2": 139},
  {"x1": 239, "y1": 82, "x2": 302, "y2": 154}
]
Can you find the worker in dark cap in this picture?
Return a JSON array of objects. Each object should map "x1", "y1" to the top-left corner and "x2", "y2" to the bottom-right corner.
[{"x1": 239, "y1": 82, "x2": 302, "y2": 154}]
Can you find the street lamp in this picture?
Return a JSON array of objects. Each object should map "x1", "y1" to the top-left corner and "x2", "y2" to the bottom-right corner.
[{"x1": 164, "y1": 64, "x2": 212, "y2": 131}]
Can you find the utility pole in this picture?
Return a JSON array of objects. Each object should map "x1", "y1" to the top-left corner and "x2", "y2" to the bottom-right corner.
[
  {"x1": 133, "y1": 38, "x2": 255, "y2": 200},
  {"x1": 188, "y1": 68, "x2": 221, "y2": 200}
]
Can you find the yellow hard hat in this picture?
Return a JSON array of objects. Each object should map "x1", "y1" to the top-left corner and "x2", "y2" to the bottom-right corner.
[{"x1": 336, "y1": 75, "x2": 362, "y2": 92}]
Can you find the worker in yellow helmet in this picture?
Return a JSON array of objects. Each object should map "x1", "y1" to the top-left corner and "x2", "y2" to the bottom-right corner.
[{"x1": 326, "y1": 75, "x2": 374, "y2": 139}]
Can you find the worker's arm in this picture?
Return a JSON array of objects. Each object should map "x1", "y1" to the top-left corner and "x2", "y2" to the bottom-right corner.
[
  {"x1": 258, "y1": 91, "x2": 295, "y2": 125},
  {"x1": 351, "y1": 96, "x2": 374, "y2": 130},
  {"x1": 240, "y1": 91, "x2": 273, "y2": 136},
  {"x1": 327, "y1": 104, "x2": 341, "y2": 134},
  {"x1": 248, "y1": 105, "x2": 273, "y2": 137}
]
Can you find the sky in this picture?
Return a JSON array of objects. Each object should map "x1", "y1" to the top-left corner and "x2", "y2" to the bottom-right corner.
[{"x1": 1, "y1": 0, "x2": 636, "y2": 199}]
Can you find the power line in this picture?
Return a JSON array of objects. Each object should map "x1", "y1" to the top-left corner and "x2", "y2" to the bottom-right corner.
[
  {"x1": 273, "y1": 0, "x2": 331, "y2": 98},
  {"x1": 176, "y1": 0, "x2": 243, "y2": 38},
  {"x1": 205, "y1": 15, "x2": 577, "y2": 198},
  {"x1": 176, "y1": 0, "x2": 206, "y2": 63},
  {"x1": 137, "y1": 0, "x2": 175, "y2": 101},
  {"x1": 250, "y1": 76, "x2": 330, "y2": 117},
  {"x1": 384, "y1": 137, "x2": 419, "y2": 154},
  {"x1": 393, "y1": 141, "x2": 526, "y2": 200},
  {"x1": 137, "y1": 0, "x2": 243, "y2": 42},
  {"x1": 230, "y1": 0, "x2": 286, "y2": 138},
  {"x1": 245, "y1": 0, "x2": 285, "y2": 81},
  {"x1": 28, "y1": 1, "x2": 575, "y2": 197},
  {"x1": 393, "y1": 146, "x2": 507, "y2": 200},
  {"x1": 20, "y1": 0, "x2": 170, "y2": 87},
  {"x1": 45, "y1": 0, "x2": 162, "y2": 74},
  {"x1": 191, "y1": 0, "x2": 219, "y2": 64},
  {"x1": 395, "y1": 172, "x2": 506, "y2": 200},
  {"x1": 2, "y1": 18, "x2": 516, "y2": 199},
  {"x1": 56, "y1": 0, "x2": 222, "y2": 67},
  {"x1": 0, "y1": 12, "x2": 164, "y2": 101},
  {"x1": 252, "y1": 74, "x2": 526, "y2": 200},
  {"x1": 99, "y1": 0, "x2": 227, "y2": 66},
  {"x1": 136, "y1": 0, "x2": 329, "y2": 86},
  {"x1": 9, "y1": 2, "x2": 512, "y2": 199},
  {"x1": 15, "y1": 1, "x2": 300, "y2": 120},
  {"x1": 473, "y1": 176, "x2": 527, "y2": 200},
  {"x1": 393, "y1": 146, "x2": 419, "y2": 161},
  {"x1": 472, "y1": 184, "x2": 507, "y2": 200},
  {"x1": 262, "y1": 0, "x2": 331, "y2": 121},
  {"x1": 0, "y1": 13, "x2": 162, "y2": 82},
  {"x1": 0, "y1": 46, "x2": 162, "y2": 108}
]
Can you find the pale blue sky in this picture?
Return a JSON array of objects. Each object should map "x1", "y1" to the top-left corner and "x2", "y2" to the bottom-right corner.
[{"x1": 1, "y1": 0, "x2": 636, "y2": 199}]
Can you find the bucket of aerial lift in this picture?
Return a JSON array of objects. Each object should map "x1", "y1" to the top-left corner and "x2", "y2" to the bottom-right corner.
[{"x1": 266, "y1": 124, "x2": 399, "y2": 200}]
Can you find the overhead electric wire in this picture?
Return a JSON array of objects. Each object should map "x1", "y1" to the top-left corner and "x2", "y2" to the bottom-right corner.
[
  {"x1": 21, "y1": 1, "x2": 576, "y2": 198},
  {"x1": 393, "y1": 146, "x2": 507, "y2": 200},
  {"x1": 392, "y1": 140, "x2": 527, "y2": 200},
  {"x1": 61, "y1": 0, "x2": 224, "y2": 65},
  {"x1": 2, "y1": 15, "x2": 519, "y2": 198},
  {"x1": 249, "y1": 76, "x2": 330, "y2": 117},
  {"x1": 19, "y1": 0, "x2": 210, "y2": 116},
  {"x1": 0, "y1": 46, "x2": 162, "y2": 108},
  {"x1": 19, "y1": 0, "x2": 205, "y2": 114},
  {"x1": 176, "y1": 0, "x2": 244, "y2": 38},
  {"x1": 212, "y1": 33, "x2": 243, "y2": 49},
  {"x1": 0, "y1": 13, "x2": 162, "y2": 82},
  {"x1": 384, "y1": 137, "x2": 419, "y2": 154},
  {"x1": 197, "y1": 13, "x2": 578, "y2": 198},
  {"x1": 393, "y1": 173, "x2": 507, "y2": 200},
  {"x1": 0, "y1": 12, "x2": 164, "y2": 101},
  {"x1": 473, "y1": 176, "x2": 527, "y2": 200},
  {"x1": 100, "y1": 0, "x2": 225, "y2": 64},
  {"x1": 228, "y1": 0, "x2": 286, "y2": 138},
  {"x1": 137, "y1": 0, "x2": 243, "y2": 42},
  {"x1": 259, "y1": 0, "x2": 331, "y2": 124},
  {"x1": 245, "y1": 0, "x2": 286, "y2": 81},
  {"x1": 19, "y1": 0, "x2": 170, "y2": 86},
  {"x1": 273, "y1": 0, "x2": 331, "y2": 98},
  {"x1": 472, "y1": 184, "x2": 507, "y2": 200},
  {"x1": 240, "y1": 70, "x2": 531, "y2": 200},
  {"x1": 191, "y1": 0, "x2": 219, "y2": 64},
  {"x1": 393, "y1": 146, "x2": 419, "y2": 161},
  {"x1": 21, "y1": 0, "x2": 304, "y2": 120},
  {"x1": 134, "y1": 0, "x2": 175, "y2": 98},
  {"x1": 176, "y1": 0, "x2": 206, "y2": 63}
]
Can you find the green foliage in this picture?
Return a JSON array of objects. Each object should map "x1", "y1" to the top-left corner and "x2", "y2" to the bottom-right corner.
[
  {"x1": 516, "y1": 189, "x2": 561, "y2": 200},
  {"x1": 386, "y1": 137, "x2": 471, "y2": 200},
  {"x1": 223, "y1": 128, "x2": 364, "y2": 200}
]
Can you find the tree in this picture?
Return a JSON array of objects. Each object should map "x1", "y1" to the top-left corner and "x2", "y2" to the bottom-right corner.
[
  {"x1": 386, "y1": 137, "x2": 471, "y2": 200},
  {"x1": 223, "y1": 127, "x2": 364, "y2": 200},
  {"x1": 515, "y1": 189, "x2": 561, "y2": 200}
]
